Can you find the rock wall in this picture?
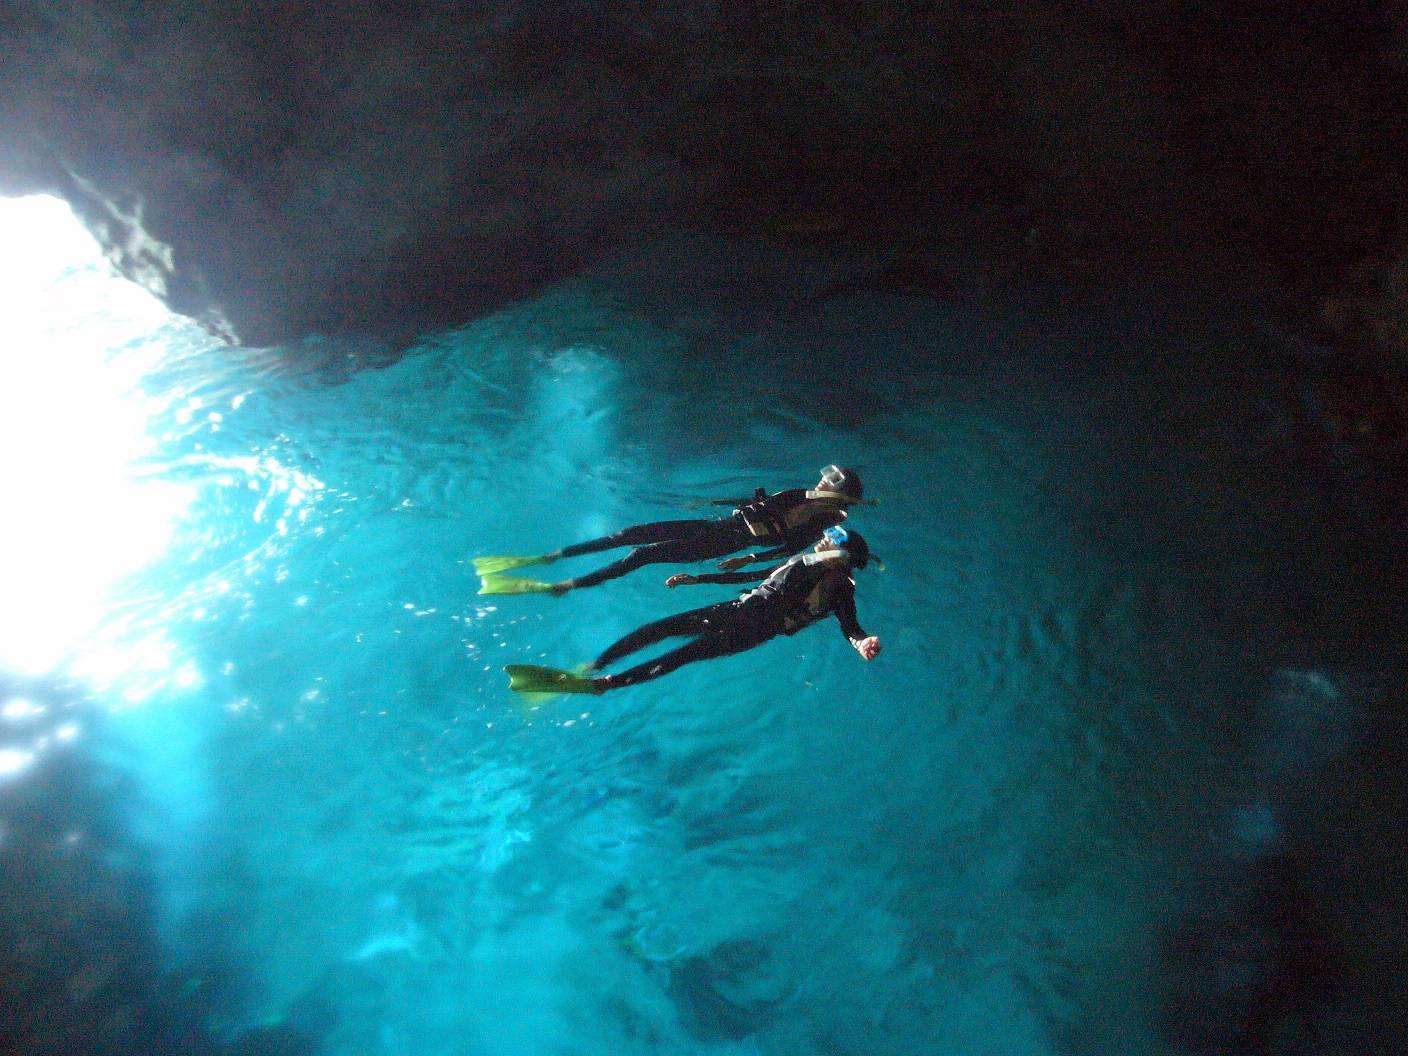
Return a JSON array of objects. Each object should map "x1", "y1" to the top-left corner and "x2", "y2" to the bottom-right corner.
[{"x1": 2, "y1": 1, "x2": 1405, "y2": 346}]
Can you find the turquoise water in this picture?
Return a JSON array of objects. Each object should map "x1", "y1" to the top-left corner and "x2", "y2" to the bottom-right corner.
[{"x1": 2, "y1": 218, "x2": 1386, "y2": 1054}]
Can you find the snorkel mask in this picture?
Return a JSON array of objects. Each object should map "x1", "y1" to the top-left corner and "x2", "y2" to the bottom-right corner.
[
  {"x1": 821, "y1": 525, "x2": 874, "y2": 570},
  {"x1": 809, "y1": 464, "x2": 864, "y2": 503}
]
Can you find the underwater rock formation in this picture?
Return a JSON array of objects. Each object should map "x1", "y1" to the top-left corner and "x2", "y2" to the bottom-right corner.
[
  {"x1": 2, "y1": 1, "x2": 1405, "y2": 346},
  {"x1": 1158, "y1": 670, "x2": 1349, "y2": 1055},
  {"x1": 1244, "y1": 324, "x2": 1408, "y2": 527},
  {"x1": 0, "y1": 674, "x2": 322, "y2": 1056},
  {"x1": 1318, "y1": 251, "x2": 1408, "y2": 369},
  {"x1": 1158, "y1": 669, "x2": 1408, "y2": 1056}
]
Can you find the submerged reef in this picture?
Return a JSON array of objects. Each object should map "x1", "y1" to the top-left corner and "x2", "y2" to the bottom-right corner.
[
  {"x1": 0, "y1": 675, "x2": 321, "y2": 1056},
  {"x1": 1160, "y1": 669, "x2": 1408, "y2": 1055},
  {"x1": 1, "y1": 1, "x2": 1405, "y2": 348}
]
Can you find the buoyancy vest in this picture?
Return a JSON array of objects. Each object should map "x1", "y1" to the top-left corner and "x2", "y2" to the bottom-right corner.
[
  {"x1": 734, "y1": 489, "x2": 847, "y2": 545},
  {"x1": 739, "y1": 551, "x2": 854, "y2": 634}
]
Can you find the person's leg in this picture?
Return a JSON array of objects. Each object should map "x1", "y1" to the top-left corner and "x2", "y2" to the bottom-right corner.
[
  {"x1": 591, "y1": 603, "x2": 734, "y2": 669},
  {"x1": 597, "y1": 626, "x2": 771, "y2": 690},
  {"x1": 564, "y1": 521, "x2": 744, "y2": 590},
  {"x1": 553, "y1": 519, "x2": 717, "y2": 559}
]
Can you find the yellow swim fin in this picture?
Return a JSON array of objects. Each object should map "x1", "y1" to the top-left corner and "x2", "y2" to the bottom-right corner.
[
  {"x1": 505, "y1": 664, "x2": 605, "y2": 701},
  {"x1": 478, "y1": 574, "x2": 569, "y2": 596},
  {"x1": 472, "y1": 554, "x2": 554, "y2": 575}
]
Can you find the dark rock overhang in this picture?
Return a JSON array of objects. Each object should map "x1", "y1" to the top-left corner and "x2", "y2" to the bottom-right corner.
[{"x1": 2, "y1": 1, "x2": 1404, "y2": 350}]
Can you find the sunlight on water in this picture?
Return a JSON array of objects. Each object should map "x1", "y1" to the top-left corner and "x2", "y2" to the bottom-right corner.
[
  {"x1": 0, "y1": 212, "x2": 1353, "y2": 1054},
  {"x1": 0, "y1": 195, "x2": 194, "y2": 679}
]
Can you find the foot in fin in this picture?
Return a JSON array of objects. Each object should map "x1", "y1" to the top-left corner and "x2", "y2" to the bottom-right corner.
[
  {"x1": 472, "y1": 553, "x2": 555, "y2": 576},
  {"x1": 505, "y1": 664, "x2": 606, "y2": 696},
  {"x1": 478, "y1": 574, "x2": 573, "y2": 596}
]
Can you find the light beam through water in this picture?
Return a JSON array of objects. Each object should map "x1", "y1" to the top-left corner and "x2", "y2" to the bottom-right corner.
[{"x1": 0, "y1": 194, "x2": 195, "y2": 678}]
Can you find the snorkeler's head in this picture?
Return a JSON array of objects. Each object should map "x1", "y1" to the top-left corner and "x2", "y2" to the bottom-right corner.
[
  {"x1": 821, "y1": 525, "x2": 870, "y2": 570},
  {"x1": 817, "y1": 464, "x2": 863, "y2": 502}
]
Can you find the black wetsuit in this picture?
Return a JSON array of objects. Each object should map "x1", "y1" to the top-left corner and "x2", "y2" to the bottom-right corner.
[
  {"x1": 593, "y1": 551, "x2": 869, "y2": 689},
  {"x1": 559, "y1": 488, "x2": 848, "y2": 589}
]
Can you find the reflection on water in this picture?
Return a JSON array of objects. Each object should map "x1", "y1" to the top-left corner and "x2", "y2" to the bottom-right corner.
[
  {"x1": 0, "y1": 196, "x2": 330, "y2": 702},
  {"x1": 0, "y1": 195, "x2": 199, "y2": 677},
  {"x1": 0, "y1": 215, "x2": 1395, "y2": 1055}
]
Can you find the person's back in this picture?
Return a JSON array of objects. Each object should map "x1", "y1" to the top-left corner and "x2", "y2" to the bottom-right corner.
[
  {"x1": 734, "y1": 487, "x2": 847, "y2": 550},
  {"x1": 739, "y1": 536, "x2": 867, "y2": 639}
]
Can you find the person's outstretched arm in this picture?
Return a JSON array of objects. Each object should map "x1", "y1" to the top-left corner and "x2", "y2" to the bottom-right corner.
[
  {"x1": 666, "y1": 568, "x2": 771, "y2": 587},
  {"x1": 834, "y1": 589, "x2": 881, "y2": 660},
  {"x1": 716, "y1": 545, "x2": 789, "y2": 571}
]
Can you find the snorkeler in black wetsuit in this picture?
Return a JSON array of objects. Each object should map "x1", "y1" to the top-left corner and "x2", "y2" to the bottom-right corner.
[
  {"x1": 503, "y1": 527, "x2": 881, "y2": 694},
  {"x1": 475, "y1": 465, "x2": 864, "y2": 595}
]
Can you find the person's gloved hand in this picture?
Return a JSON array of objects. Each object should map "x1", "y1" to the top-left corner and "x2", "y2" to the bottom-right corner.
[
  {"x1": 666, "y1": 574, "x2": 697, "y2": 588},
  {"x1": 853, "y1": 636, "x2": 881, "y2": 660}
]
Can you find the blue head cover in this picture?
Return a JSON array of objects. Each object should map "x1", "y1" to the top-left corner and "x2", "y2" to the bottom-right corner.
[{"x1": 822, "y1": 525, "x2": 870, "y2": 569}]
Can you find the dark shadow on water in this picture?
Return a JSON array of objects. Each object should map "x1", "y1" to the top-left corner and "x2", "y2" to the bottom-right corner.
[
  {"x1": 0, "y1": 672, "x2": 323, "y2": 1056},
  {"x1": 1158, "y1": 672, "x2": 1408, "y2": 1056},
  {"x1": 665, "y1": 939, "x2": 782, "y2": 1043}
]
